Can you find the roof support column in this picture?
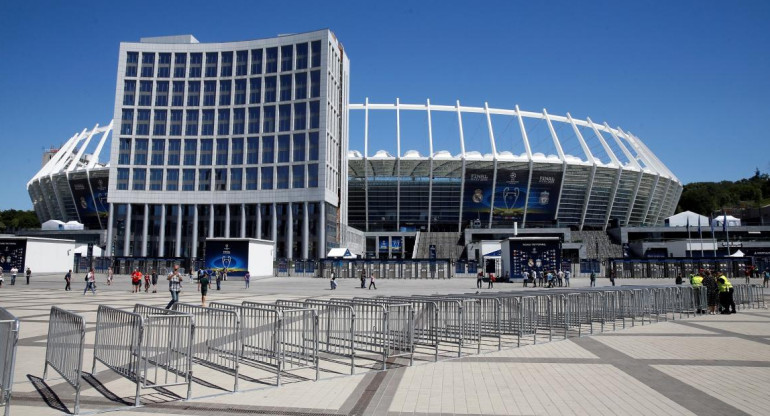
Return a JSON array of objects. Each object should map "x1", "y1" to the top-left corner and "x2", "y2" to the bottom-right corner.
[
  {"x1": 456, "y1": 101, "x2": 467, "y2": 233},
  {"x1": 396, "y1": 98, "x2": 401, "y2": 231},
  {"x1": 427, "y1": 99, "x2": 434, "y2": 232},
  {"x1": 141, "y1": 204, "x2": 149, "y2": 257},
  {"x1": 484, "y1": 102, "x2": 498, "y2": 229},
  {"x1": 159, "y1": 204, "x2": 166, "y2": 256},
  {"x1": 106, "y1": 203, "x2": 114, "y2": 258},
  {"x1": 192, "y1": 204, "x2": 199, "y2": 259},
  {"x1": 124, "y1": 204, "x2": 132, "y2": 256}
]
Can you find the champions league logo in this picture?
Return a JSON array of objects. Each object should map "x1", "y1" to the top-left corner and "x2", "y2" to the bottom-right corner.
[
  {"x1": 221, "y1": 244, "x2": 232, "y2": 269},
  {"x1": 503, "y1": 187, "x2": 520, "y2": 209},
  {"x1": 539, "y1": 191, "x2": 550, "y2": 206}
]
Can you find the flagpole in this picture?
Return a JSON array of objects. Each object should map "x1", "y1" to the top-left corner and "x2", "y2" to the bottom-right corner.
[
  {"x1": 710, "y1": 215, "x2": 717, "y2": 257},
  {"x1": 698, "y1": 216, "x2": 704, "y2": 258},
  {"x1": 686, "y1": 218, "x2": 691, "y2": 257},
  {"x1": 723, "y1": 209, "x2": 730, "y2": 256}
]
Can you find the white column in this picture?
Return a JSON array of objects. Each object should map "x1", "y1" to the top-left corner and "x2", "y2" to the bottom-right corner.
[
  {"x1": 302, "y1": 202, "x2": 309, "y2": 259},
  {"x1": 192, "y1": 204, "x2": 199, "y2": 259},
  {"x1": 141, "y1": 205, "x2": 149, "y2": 257},
  {"x1": 158, "y1": 204, "x2": 166, "y2": 256},
  {"x1": 256, "y1": 203, "x2": 262, "y2": 239},
  {"x1": 175, "y1": 204, "x2": 182, "y2": 257},
  {"x1": 240, "y1": 203, "x2": 246, "y2": 238},
  {"x1": 225, "y1": 204, "x2": 231, "y2": 238},
  {"x1": 271, "y1": 203, "x2": 278, "y2": 256},
  {"x1": 124, "y1": 204, "x2": 132, "y2": 256},
  {"x1": 208, "y1": 204, "x2": 215, "y2": 238},
  {"x1": 286, "y1": 203, "x2": 293, "y2": 260},
  {"x1": 318, "y1": 202, "x2": 326, "y2": 259},
  {"x1": 106, "y1": 203, "x2": 114, "y2": 257}
]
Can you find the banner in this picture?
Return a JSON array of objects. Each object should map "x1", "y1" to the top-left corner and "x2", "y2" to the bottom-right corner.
[
  {"x1": 491, "y1": 168, "x2": 528, "y2": 225},
  {"x1": 523, "y1": 170, "x2": 562, "y2": 223},
  {"x1": 204, "y1": 240, "x2": 249, "y2": 277},
  {"x1": 0, "y1": 239, "x2": 27, "y2": 271},
  {"x1": 508, "y1": 239, "x2": 561, "y2": 278},
  {"x1": 391, "y1": 237, "x2": 402, "y2": 252},
  {"x1": 378, "y1": 237, "x2": 389, "y2": 252},
  {"x1": 463, "y1": 169, "x2": 493, "y2": 225}
]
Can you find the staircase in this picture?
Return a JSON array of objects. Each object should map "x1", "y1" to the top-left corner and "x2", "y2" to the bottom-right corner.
[
  {"x1": 572, "y1": 230, "x2": 623, "y2": 259},
  {"x1": 414, "y1": 232, "x2": 464, "y2": 260}
]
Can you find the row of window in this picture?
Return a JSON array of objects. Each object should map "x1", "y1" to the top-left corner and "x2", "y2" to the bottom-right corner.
[
  {"x1": 120, "y1": 102, "x2": 320, "y2": 136},
  {"x1": 122, "y1": 72, "x2": 321, "y2": 107},
  {"x1": 115, "y1": 165, "x2": 319, "y2": 191},
  {"x1": 118, "y1": 135, "x2": 320, "y2": 166},
  {"x1": 125, "y1": 41, "x2": 322, "y2": 78}
]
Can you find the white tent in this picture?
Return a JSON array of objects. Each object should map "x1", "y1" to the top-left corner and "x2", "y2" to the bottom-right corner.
[
  {"x1": 326, "y1": 248, "x2": 357, "y2": 259},
  {"x1": 41, "y1": 220, "x2": 84, "y2": 230},
  {"x1": 665, "y1": 211, "x2": 709, "y2": 228},
  {"x1": 73, "y1": 244, "x2": 103, "y2": 257},
  {"x1": 729, "y1": 249, "x2": 745, "y2": 257},
  {"x1": 712, "y1": 215, "x2": 741, "y2": 228}
]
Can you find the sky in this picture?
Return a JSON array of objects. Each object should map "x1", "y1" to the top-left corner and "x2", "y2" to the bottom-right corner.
[{"x1": 1, "y1": 0, "x2": 769, "y2": 210}]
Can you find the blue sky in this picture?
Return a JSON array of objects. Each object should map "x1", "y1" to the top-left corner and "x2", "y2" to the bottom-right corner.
[{"x1": 1, "y1": 0, "x2": 769, "y2": 210}]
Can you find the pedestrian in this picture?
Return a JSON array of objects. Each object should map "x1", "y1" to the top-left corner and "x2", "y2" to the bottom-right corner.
[
  {"x1": 165, "y1": 264, "x2": 183, "y2": 309},
  {"x1": 25, "y1": 267, "x2": 31, "y2": 284},
  {"x1": 487, "y1": 272, "x2": 495, "y2": 289},
  {"x1": 764, "y1": 269, "x2": 770, "y2": 288},
  {"x1": 546, "y1": 271, "x2": 554, "y2": 288},
  {"x1": 702, "y1": 271, "x2": 719, "y2": 315},
  {"x1": 215, "y1": 269, "x2": 222, "y2": 290},
  {"x1": 0, "y1": 268, "x2": 4, "y2": 288},
  {"x1": 360, "y1": 270, "x2": 366, "y2": 289},
  {"x1": 565, "y1": 270, "x2": 571, "y2": 287},
  {"x1": 590, "y1": 271, "x2": 596, "y2": 287},
  {"x1": 64, "y1": 269, "x2": 72, "y2": 291},
  {"x1": 198, "y1": 270, "x2": 210, "y2": 307},
  {"x1": 522, "y1": 270, "x2": 529, "y2": 287},
  {"x1": 477, "y1": 270, "x2": 484, "y2": 289},
  {"x1": 10, "y1": 266, "x2": 18, "y2": 285},
  {"x1": 223, "y1": 268, "x2": 228, "y2": 281},
  {"x1": 244, "y1": 270, "x2": 251, "y2": 289},
  {"x1": 83, "y1": 267, "x2": 96, "y2": 295},
  {"x1": 609, "y1": 271, "x2": 616, "y2": 287},
  {"x1": 369, "y1": 273, "x2": 377, "y2": 290},
  {"x1": 536, "y1": 270, "x2": 543, "y2": 287},
  {"x1": 330, "y1": 275, "x2": 338, "y2": 290},
  {"x1": 675, "y1": 273, "x2": 683, "y2": 285},
  {"x1": 744, "y1": 267, "x2": 751, "y2": 284},
  {"x1": 717, "y1": 275, "x2": 736, "y2": 314},
  {"x1": 106, "y1": 266, "x2": 113, "y2": 285},
  {"x1": 151, "y1": 269, "x2": 158, "y2": 293},
  {"x1": 143, "y1": 271, "x2": 151, "y2": 293},
  {"x1": 557, "y1": 269, "x2": 564, "y2": 287},
  {"x1": 131, "y1": 268, "x2": 142, "y2": 293}
]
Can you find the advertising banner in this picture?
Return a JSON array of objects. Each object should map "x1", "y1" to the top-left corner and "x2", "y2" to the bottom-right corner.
[
  {"x1": 463, "y1": 169, "x2": 493, "y2": 225},
  {"x1": 508, "y1": 239, "x2": 561, "y2": 278},
  {"x1": 204, "y1": 240, "x2": 249, "y2": 277},
  {"x1": 378, "y1": 237, "x2": 389, "y2": 252},
  {"x1": 391, "y1": 237, "x2": 402, "y2": 252},
  {"x1": 491, "y1": 168, "x2": 528, "y2": 225},
  {"x1": 69, "y1": 178, "x2": 102, "y2": 229},
  {"x1": 523, "y1": 170, "x2": 562, "y2": 223},
  {"x1": 0, "y1": 239, "x2": 27, "y2": 271}
]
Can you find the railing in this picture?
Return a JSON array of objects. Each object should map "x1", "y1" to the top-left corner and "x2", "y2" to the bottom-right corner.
[
  {"x1": 0, "y1": 308, "x2": 20, "y2": 416},
  {"x1": 43, "y1": 307, "x2": 86, "y2": 415}
]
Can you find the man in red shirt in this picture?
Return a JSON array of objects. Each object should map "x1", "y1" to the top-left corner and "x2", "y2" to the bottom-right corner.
[{"x1": 131, "y1": 268, "x2": 142, "y2": 293}]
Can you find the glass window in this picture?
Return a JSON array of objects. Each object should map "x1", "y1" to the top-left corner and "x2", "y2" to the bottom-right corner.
[
  {"x1": 170, "y1": 110, "x2": 183, "y2": 136},
  {"x1": 281, "y1": 45, "x2": 293, "y2": 72},
  {"x1": 263, "y1": 106, "x2": 275, "y2": 133},
  {"x1": 218, "y1": 109, "x2": 230, "y2": 135},
  {"x1": 250, "y1": 49, "x2": 263, "y2": 74},
  {"x1": 203, "y1": 81, "x2": 216, "y2": 106},
  {"x1": 134, "y1": 139, "x2": 148, "y2": 165},
  {"x1": 246, "y1": 167, "x2": 258, "y2": 190},
  {"x1": 118, "y1": 138, "x2": 131, "y2": 165},
  {"x1": 277, "y1": 135, "x2": 290, "y2": 162},
  {"x1": 166, "y1": 169, "x2": 179, "y2": 190},
  {"x1": 153, "y1": 110, "x2": 167, "y2": 135},
  {"x1": 247, "y1": 137, "x2": 259, "y2": 164},
  {"x1": 310, "y1": 70, "x2": 321, "y2": 98},
  {"x1": 185, "y1": 110, "x2": 199, "y2": 136},
  {"x1": 205, "y1": 52, "x2": 218, "y2": 77},
  {"x1": 265, "y1": 47, "x2": 277, "y2": 73},
  {"x1": 280, "y1": 75, "x2": 292, "y2": 101},
  {"x1": 234, "y1": 79, "x2": 246, "y2": 105},
  {"x1": 262, "y1": 136, "x2": 274, "y2": 163},
  {"x1": 199, "y1": 139, "x2": 213, "y2": 165},
  {"x1": 309, "y1": 132, "x2": 319, "y2": 160},
  {"x1": 133, "y1": 168, "x2": 146, "y2": 190},
  {"x1": 295, "y1": 43, "x2": 308, "y2": 69},
  {"x1": 189, "y1": 53, "x2": 202, "y2": 78},
  {"x1": 215, "y1": 168, "x2": 227, "y2": 190},
  {"x1": 125, "y1": 52, "x2": 138, "y2": 77},
  {"x1": 155, "y1": 81, "x2": 169, "y2": 106},
  {"x1": 138, "y1": 81, "x2": 152, "y2": 106},
  {"x1": 174, "y1": 53, "x2": 187, "y2": 78},
  {"x1": 220, "y1": 51, "x2": 233, "y2": 77},
  {"x1": 168, "y1": 139, "x2": 181, "y2": 165},
  {"x1": 216, "y1": 138, "x2": 229, "y2": 165},
  {"x1": 219, "y1": 80, "x2": 231, "y2": 105},
  {"x1": 248, "y1": 107, "x2": 260, "y2": 134},
  {"x1": 149, "y1": 168, "x2": 163, "y2": 190},
  {"x1": 121, "y1": 109, "x2": 133, "y2": 135},
  {"x1": 117, "y1": 168, "x2": 130, "y2": 190},
  {"x1": 201, "y1": 110, "x2": 215, "y2": 135},
  {"x1": 123, "y1": 80, "x2": 136, "y2": 105},
  {"x1": 157, "y1": 53, "x2": 171, "y2": 78},
  {"x1": 292, "y1": 165, "x2": 304, "y2": 188},
  {"x1": 136, "y1": 110, "x2": 150, "y2": 135},
  {"x1": 308, "y1": 163, "x2": 318, "y2": 187},
  {"x1": 187, "y1": 81, "x2": 200, "y2": 106},
  {"x1": 184, "y1": 139, "x2": 197, "y2": 165},
  {"x1": 261, "y1": 166, "x2": 273, "y2": 189},
  {"x1": 172, "y1": 81, "x2": 184, "y2": 106},
  {"x1": 236, "y1": 50, "x2": 248, "y2": 76},
  {"x1": 293, "y1": 133, "x2": 305, "y2": 161},
  {"x1": 309, "y1": 101, "x2": 320, "y2": 129},
  {"x1": 233, "y1": 108, "x2": 245, "y2": 134},
  {"x1": 276, "y1": 166, "x2": 289, "y2": 189},
  {"x1": 151, "y1": 139, "x2": 165, "y2": 165},
  {"x1": 249, "y1": 77, "x2": 261, "y2": 103},
  {"x1": 141, "y1": 52, "x2": 155, "y2": 77},
  {"x1": 182, "y1": 169, "x2": 195, "y2": 191},
  {"x1": 230, "y1": 168, "x2": 242, "y2": 190},
  {"x1": 294, "y1": 102, "x2": 306, "y2": 130},
  {"x1": 279, "y1": 104, "x2": 291, "y2": 132},
  {"x1": 294, "y1": 72, "x2": 307, "y2": 99},
  {"x1": 264, "y1": 76, "x2": 276, "y2": 102},
  {"x1": 311, "y1": 40, "x2": 321, "y2": 67},
  {"x1": 231, "y1": 137, "x2": 244, "y2": 164},
  {"x1": 198, "y1": 169, "x2": 211, "y2": 190}
]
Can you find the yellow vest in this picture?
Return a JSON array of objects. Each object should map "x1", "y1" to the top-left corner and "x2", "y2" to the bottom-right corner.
[
  {"x1": 717, "y1": 275, "x2": 733, "y2": 292},
  {"x1": 691, "y1": 275, "x2": 703, "y2": 287}
]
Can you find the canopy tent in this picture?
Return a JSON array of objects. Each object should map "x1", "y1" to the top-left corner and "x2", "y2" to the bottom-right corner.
[
  {"x1": 729, "y1": 249, "x2": 745, "y2": 257},
  {"x1": 41, "y1": 220, "x2": 84, "y2": 230},
  {"x1": 665, "y1": 211, "x2": 709, "y2": 228},
  {"x1": 712, "y1": 215, "x2": 741, "y2": 227},
  {"x1": 326, "y1": 248, "x2": 357, "y2": 259}
]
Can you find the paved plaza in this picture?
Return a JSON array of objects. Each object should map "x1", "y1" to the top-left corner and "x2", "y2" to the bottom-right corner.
[{"x1": 2, "y1": 274, "x2": 769, "y2": 416}]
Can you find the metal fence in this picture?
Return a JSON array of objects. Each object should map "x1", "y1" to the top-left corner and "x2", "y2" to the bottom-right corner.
[
  {"x1": 43, "y1": 307, "x2": 86, "y2": 415},
  {"x1": 0, "y1": 308, "x2": 19, "y2": 416}
]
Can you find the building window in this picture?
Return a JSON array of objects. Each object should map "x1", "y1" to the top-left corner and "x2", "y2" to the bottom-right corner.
[
  {"x1": 296, "y1": 43, "x2": 308, "y2": 70},
  {"x1": 281, "y1": 45, "x2": 293, "y2": 72},
  {"x1": 262, "y1": 136, "x2": 274, "y2": 164},
  {"x1": 231, "y1": 137, "x2": 244, "y2": 164},
  {"x1": 309, "y1": 101, "x2": 320, "y2": 129},
  {"x1": 294, "y1": 72, "x2": 307, "y2": 100},
  {"x1": 264, "y1": 76, "x2": 276, "y2": 103},
  {"x1": 246, "y1": 167, "x2": 258, "y2": 190},
  {"x1": 251, "y1": 49, "x2": 263, "y2": 74},
  {"x1": 249, "y1": 77, "x2": 261, "y2": 104},
  {"x1": 117, "y1": 168, "x2": 129, "y2": 190},
  {"x1": 134, "y1": 139, "x2": 148, "y2": 165},
  {"x1": 276, "y1": 166, "x2": 289, "y2": 189},
  {"x1": 123, "y1": 80, "x2": 136, "y2": 105},
  {"x1": 141, "y1": 53, "x2": 155, "y2": 77},
  {"x1": 185, "y1": 110, "x2": 199, "y2": 136},
  {"x1": 216, "y1": 138, "x2": 229, "y2": 165},
  {"x1": 198, "y1": 169, "x2": 211, "y2": 190},
  {"x1": 172, "y1": 81, "x2": 184, "y2": 106},
  {"x1": 234, "y1": 79, "x2": 246, "y2": 105},
  {"x1": 277, "y1": 135, "x2": 290, "y2": 163},
  {"x1": 247, "y1": 137, "x2": 259, "y2": 164},
  {"x1": 174, "y1": 53, "x2": 187, "y2": 78},
  {"x1": 265, "y1": 47, "x2": 277, "y2": 73},
  {"x1": 168, "y1": 139, "x2": 181, "y2": 165},
  {"x1": 118, "y1": 138, "x2": 131, "y2": 165},
  {"x1": 189, "y1": 53, "x2": 202, "y2": 78},
  {"x1": 308, "y1": 163, "x2": 318, "y2": 187},
  {"x1": 153, "y1": 110, "x2": 167, "y2": 136},
  {"x1": 261, "y1": 166, "x2": 273, "y2": 189},
  {"x1": 201, "y1": 110, "x2": 214, "y2": 135},
  {"x1": 219, "y1": 80, "x2": 231, "y2": 105},
  {"x1": 138, "y1": 81, "x2": 152, "y2": 106},
  {"x1": 155, "y1": 81, "x2": 169, "y2": 106},
  {"x1": 184, "y1": 139, "x2": 197, "y2": 165},
  {"x1": 280, "y1": 75, "x2": 292, "y2": 101},
  {"x1": 166, "y1": 169, "x2": 179, "y2": 190},
  {"x1": 205, "y1": 52, "x2": 218, "y2": 77},
  {"x1": 203, "y1": 81, "x2": 216, "y2": 106},
  {"x1": 233, "y1": 108, "x2": 245, "y2": 134},
  {"x1": 170, "y1": 110, "x2": 183, "y2": 135},
  {"x1": 236, "y1": 50, "x2": 248, "y2": 76},
  {"x1": 125, "y1": 52, "x2": 138, "y2": 77},
  {"x1": 220, "y1": 51, "x2": 233, "y2": 77},
  {"x1": 278, "y1": 104, "x2": 291, "y2": 132},
  {"x1": 310, "y1": 70, "x2": 321, "y2": 98},
  {"x1": 311, "y1": 40, "x2": 321, "y2": 67},
  {"x1": 215, "y1": 168, "x2": 227, "y2": 190},
  {"x1": 292, "y1": 165, "x2": 304, "y2": 188},
  {"x1": 309, "y1": 132, "x2": 319, "y2": 160},
  {"x1": 157, "y1": 53, "x2": 171, "y2": 78},
  {"x1": 248, "y1": 107, "x2": 260, "y2": 134},
  {"x1": 187, "y1": 81, "x2": 200, "y2": 106},
  {"x1": 149, "y1": 169, "x2": 163, "y2": 190},
  {"x1": 217, "y1": 109, "x2": 230, "y2": 135},
  {"x1": 230, "y1": 168, "x2": 242, "y2": 190},
  {"x1": 263, "y1": 106, "x2": 275, "y2": 133},
  {"x1": 199, "y1": 139, "x2": 213, "y2": 165},
  {"x1": 182, "y1": 169, "x2": 195, "y2": 191},
  {"x1": 121, "y1": 109, "x2": 133, "y2": 135},
  {"x1": 293, "y1": 133, "x2": 305, "y2": 162},
  {"x1": 151, "y1": 139, "x2": 165, "y2": 165},
  {"x1": 293, "y1": 102, "x2": 306, "y2": 130},
  {"x1": 133, "y1": 168, "x2": 147, "y2": 190}
]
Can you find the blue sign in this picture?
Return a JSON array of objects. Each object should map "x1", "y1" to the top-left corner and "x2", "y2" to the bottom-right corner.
[
  {"x1": 379, "y1": 238, "x2": 389, "y2": 252},
  {"x1": 391, "y1": 237, "x2": 402, "y2": 251},
  {"x1": 204, "y1": 240, "x2": 249, "y2": 277}
]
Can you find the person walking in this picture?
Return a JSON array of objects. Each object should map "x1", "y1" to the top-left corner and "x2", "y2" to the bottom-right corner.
[
  {"x1": 565, "y1": 270, "x2": 571, "y2": 287},
  {"x1": 83, "y1": 268, "x2": 96, "y2": 295},
  {"x1": 64, "y1": 269, "x2": 72, "y2": 291},
  {"x1": 25, "y1": 267, "x2": 31, "y2": 285},
  {"x1": 215, "y1": 269, "x2": 222, "y2": 290},
  {"x1": 106, "y1": 266, "x2": 113, "y2": 286},
  {"x1": 360, "y1": 270, "x2": 367, "y2": 289},
  {"x1": 244, "y1": 271, "x2": 251, "y2": 289},
  {"x1": 368, "y1": 273, "x2": 377, "y2": 290},
  {"x1": 764, "y1": 269, "x2": 770, "y2": 288},
  {"x1": 477, "y1": 270, "x2": 484, "y2": 289},
  {"x1": 143, "y1": 271, "x2": 151, "y2": 293},
  {"x1": 609, "y1": 271, "x2": 616, "y2": 287},
  {"x1": 522, "y1": 270, "x2": 529, "y2": 287},
  {"x1": 165, "y1": 264, "x2": 183, "y2": 309},
  {"x1": 151, "y1": 269, "x2": 158, "y2": 293},
  {"x1": 0, "y1": 268, "x2": 4, "y2": 288},
  {"x1": 10, "y1": 266, "x2": 18, "y2": 285},
  {"x1": 198, "y1": 270, "x2": 210, "y2": 306},
  {"x1": 557, "y1": 269, "x2": 564, "y2": 287},
  {"x1": 330, "y1": 275, "x2": 338, "y2": 290},
  {"x1": 487, "y1": 272, "x2": 495, "y2": 289},
  {"x1": 131, "y1": 268, "x2": 142, "y2": 293},
  {"x1": 590, "y1": 271, "x2": 596, "y2": 287}
]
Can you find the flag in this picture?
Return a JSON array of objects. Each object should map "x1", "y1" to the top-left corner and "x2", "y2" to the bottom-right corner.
[
  {"x1": 697, "y1": 216, "x2": 702, "y2": 234},
  {"x1": 686, "y1": 217, "x2": 690, "y2": 232},
  {"x1": 722, "y1": 209, "x2": 727, "y2": 232},
  {"x1": 710, "y1": 215, "x2": 715, "y2": 234}
]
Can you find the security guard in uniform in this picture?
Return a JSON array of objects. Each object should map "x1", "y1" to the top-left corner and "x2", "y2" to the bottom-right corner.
[
  {"x1": 717, "y1": 274, "x2": 736, "y2": 314},
  {"x1": 691, "y1": 273, "x2": 704, "y2": 314}
]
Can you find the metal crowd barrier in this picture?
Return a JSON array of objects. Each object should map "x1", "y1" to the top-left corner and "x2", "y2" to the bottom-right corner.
[
  {"x1": 1, "y1": 308, "x2": 20, "y2": 416},
  {"x1": 733, "y1": 284, "x2": 766, "y2": 310},
  {"x1": 43, "y1": 307, "x2": 86, "y2": 415},
  {"x1": 172, "y1": 303, "x2": 241, "y2": 391},
  {"x1": 93, "y1": 305, "x2": 194, "y2": 407}
]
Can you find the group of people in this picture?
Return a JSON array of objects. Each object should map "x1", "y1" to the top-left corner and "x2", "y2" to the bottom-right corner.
[
  {"x1": 684, "y1": 270, "x2": 737, "y2": 315},
  {"x1": 0, "y1": 266, "x2": 32, "y2": 287},
  {"x1": 130, "y1": 268, "x2": 160, "y2": 293},
  {"x1": 328, "y1": 271, "x2": 377, "y2": 290},
  {"x1": 521, "y1": 269, "x2": 571, "y2": 288}
]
